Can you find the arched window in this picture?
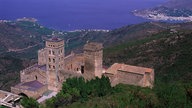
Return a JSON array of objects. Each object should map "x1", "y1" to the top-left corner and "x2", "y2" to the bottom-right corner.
[
  {"x1": 81, "y1": 66, "x2": 84, "y2": 74},
  {"x1": 35, "y1": 75, "x2": 37, "y2": 80}
]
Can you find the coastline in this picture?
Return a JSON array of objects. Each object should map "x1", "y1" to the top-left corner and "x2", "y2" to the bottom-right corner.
[{"x1": 134, "y1": 12, "x2": 192, "y2": 22}]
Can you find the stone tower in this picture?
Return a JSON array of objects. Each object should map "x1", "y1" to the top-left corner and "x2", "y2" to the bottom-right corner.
[
  {"x1": 83, "y1": 42, "x2": 103, "y2": 80},
  {"x1": 45, "y1": 37, "x2": 64, "y2": 91}
]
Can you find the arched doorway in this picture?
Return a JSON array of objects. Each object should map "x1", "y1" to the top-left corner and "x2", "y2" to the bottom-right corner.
[{"x1": 18, "y1": 93, "x2": 28, "y2": 98}]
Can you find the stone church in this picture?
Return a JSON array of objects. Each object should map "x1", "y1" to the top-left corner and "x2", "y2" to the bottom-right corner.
[{"x1": 11, "y1": 37, "x2": 154, "y2": 99}]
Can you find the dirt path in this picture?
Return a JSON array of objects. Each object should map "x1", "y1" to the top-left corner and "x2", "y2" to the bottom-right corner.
[{"x1": 7, "y1": 43, "x2": 39, "y2": 53}]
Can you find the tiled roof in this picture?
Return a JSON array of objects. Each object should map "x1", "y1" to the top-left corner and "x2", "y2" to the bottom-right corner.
[
  {"x1": 106, "y1": 63, "x2": 153, "y2": 75},
  {"x1": 38, "y1": 65, "x2": 46, "y2": 71},
  {"x1": 15, "y1": 80, "x2": 46, "y2": 91},
  {"x1": 106, "y1": 63, "x2": 122, "y2": 74}
]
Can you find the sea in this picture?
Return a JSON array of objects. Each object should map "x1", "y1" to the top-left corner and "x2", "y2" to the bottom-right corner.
[{"x1": 0, "y1": 0, "x2": 167, "y2": 31}]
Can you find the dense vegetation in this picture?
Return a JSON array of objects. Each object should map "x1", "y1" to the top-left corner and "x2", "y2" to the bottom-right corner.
[
  {"x1": 21, "y1": 78, "x2": 192, "y2": 108},
  {"x1": 0, "y1": 55, "x2": 23, "y2": 90},
  {"x1": 44, "y1": 76, "x2": 113, "y2": 108},
  {"x1": 20, "y1": 97, "x2": 40, "y2": 108}
]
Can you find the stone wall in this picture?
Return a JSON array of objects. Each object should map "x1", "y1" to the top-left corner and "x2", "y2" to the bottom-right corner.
[
  {"x1": 20, "y1": 69, "x2": 47, "y2": 85},
  {"x1": 117, "y1": 71, "x2": 144, "y2": 87},
  {"x1": 83, "y1": 42, "x2": 103, "y2": 80},
  {"x1": 64, "y1": 53, "x2": 84, "y2": 73},
  {"x1": 143, "y1": 70, "x2": 154, "y2": 88},
  {"x1": 45, "y1": 38, "x2": 65, "y2": 92}
]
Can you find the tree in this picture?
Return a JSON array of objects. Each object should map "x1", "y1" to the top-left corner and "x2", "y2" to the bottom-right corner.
[{"x1": 20, "y1": 97, "x2": 39, "y2": 108}]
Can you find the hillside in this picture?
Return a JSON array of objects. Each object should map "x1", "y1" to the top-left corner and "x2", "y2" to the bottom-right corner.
[
  {"x1": 63, "y1": 27, "x2": 192, "y2": 108},
  {"x1": 0, "y1": 20, "x2": 170, "y2": 58},
  {"x1": 0, "y1": 20, "x2": 53, "y2": 53},
  {"x1": 104, "y1": 29, "x2": 192, "y2": 83}
]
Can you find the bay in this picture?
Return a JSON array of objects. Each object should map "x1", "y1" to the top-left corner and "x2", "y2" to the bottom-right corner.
[{"x1": 0, "y1": 0, "x2": 167, "y2": 30}]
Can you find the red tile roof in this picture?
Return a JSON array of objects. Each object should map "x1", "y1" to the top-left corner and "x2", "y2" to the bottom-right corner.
[{"x1": 106, "y1": 63, "x2": 153, "y2": 75}]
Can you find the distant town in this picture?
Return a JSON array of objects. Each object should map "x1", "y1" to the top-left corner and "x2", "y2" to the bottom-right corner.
[{"x1": 133, "y1": 6, "x2": 192, "y2": 22}]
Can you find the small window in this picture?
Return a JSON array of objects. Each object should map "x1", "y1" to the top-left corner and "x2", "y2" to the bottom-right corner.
[
  {"x1": 49, "y1": 50, "x2": 51, "y2": 54},
  {"x1": 53, "y1": 66, "x2": 55, "y2": 69},
  {"x1": 49, "y1": 65, "x2": 51, "y2": 68},
  {"x1": 81, "y1": 66, "x2": 84, "y2": 74},
  {"x1": 57, "y1": 76, "x2": 60, "y2": 82},
  {"x1": 53, "y1": 59, "x2": 55, "y2": 63},
  {"x1": 52, "y1": 51, "x2": 55, "y2": 55},
  {"x1": 49, "y1": 58, "x2": 51, "y2": 62},
  {"x1": 35, "y1": 75, "x2": 37, "y2": 80}
]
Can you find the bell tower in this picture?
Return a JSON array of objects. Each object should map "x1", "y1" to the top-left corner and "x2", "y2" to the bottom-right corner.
[
  {"x1": 45, "y1": 37, "x2": 64, "y2": 91},
  {"x1": 83, "y1": 42, "x2": 103, "y2": 80}
]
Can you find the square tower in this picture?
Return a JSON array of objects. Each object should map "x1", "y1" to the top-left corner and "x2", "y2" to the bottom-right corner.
[
  {"x1": 45, "y1": 37, "x2": 64, "y2": 91},
  {"x1": 83, "y1": 42, "x2": 103, "y2": 80}
]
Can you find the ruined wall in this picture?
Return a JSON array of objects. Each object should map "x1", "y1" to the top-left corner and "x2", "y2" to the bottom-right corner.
[
  {"x1": 38, "y1": 49, "x2": 47, "y2": 65},
  {"x1": 20, "y1": 69, "x2": 47, "y2": 85},
  {"x1": 83, "y1": 42, "x2": 103, "y2": 80},
  {"x1": 64, "y1": 53, "x2": 84, "y2": 73},
  {"x1": 11, "y1": 85, "x2": 47, "y2": 99}
]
